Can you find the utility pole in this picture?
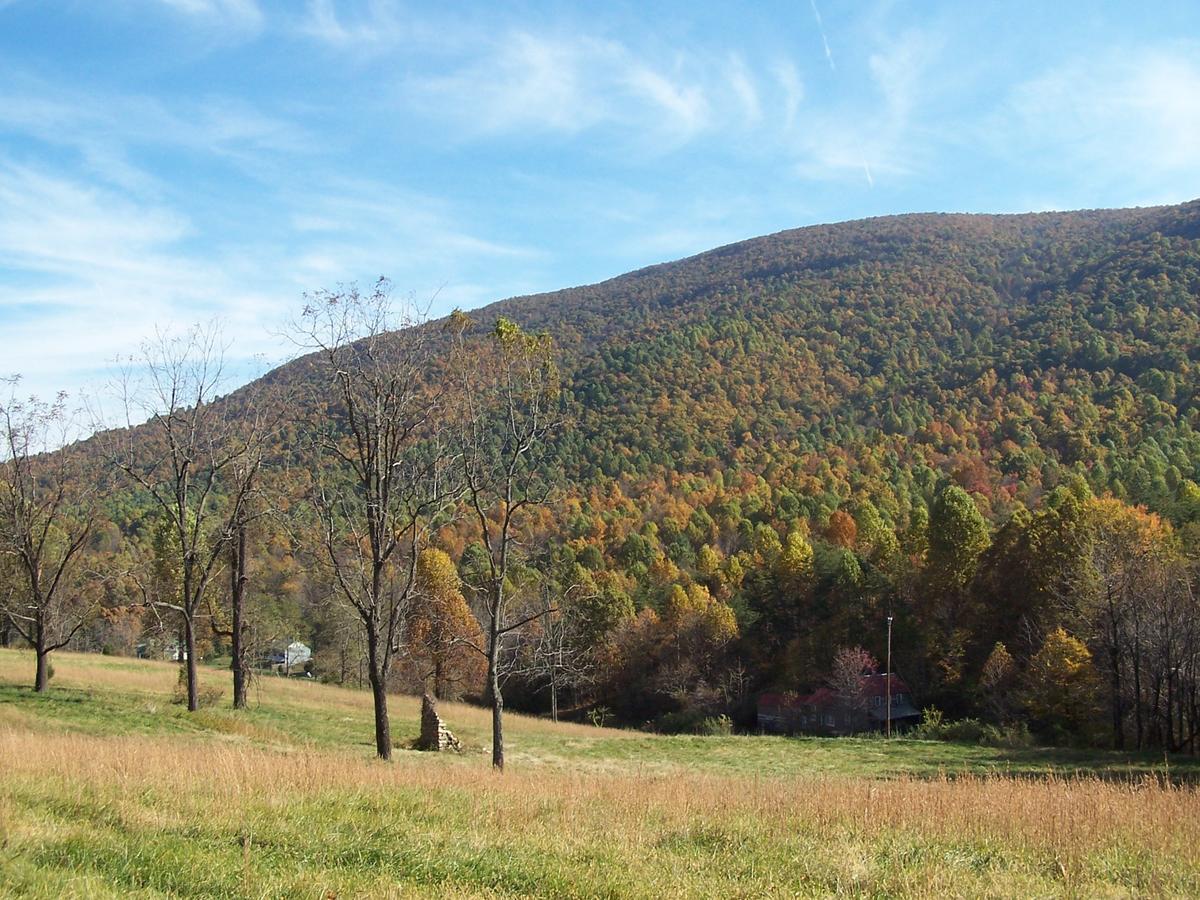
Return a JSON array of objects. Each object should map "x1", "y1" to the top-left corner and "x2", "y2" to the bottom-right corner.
[{"x1": 886, "y1": 614, "x2": 894, "y2": 738}]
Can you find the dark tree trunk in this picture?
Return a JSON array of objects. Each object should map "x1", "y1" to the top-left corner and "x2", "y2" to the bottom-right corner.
[
  {"x1": 1133, "y1": 651, "x2": 1144, "y2": 750},
  {"x1": 1160, "y1": 675, "x2": 1171, "y2": 750},
  {"x1": 31, "y1": 586, "x2": 50, "y2": 692},
  {"x1": 488, "y1": 636, "x2": 504, "y2": 771},
  {"x1": 1191, "y1": 689, "x2": 1198, "y2": 754},
  {"x1": 1177, "y1": 680, "x2": 1186, "y2": 753},
  {"x1": 1109, "y1": 630, "x2": 1125, "y2": 750},
  {"x1": 231, "y1": 524, "x2": 248, "y2": 710},
  {"x1": 1104, "y1": 614, "x2": 1123, "y2": 753},
  {"x1": 366, "y1": 629, "x2": 391, "y2": 760},
  {"x1": 34, "y1": 643, "x2": 50, "y2": 693},
  {"x1": 184, "y1": 614, "x2": 199, "y2": 712}
]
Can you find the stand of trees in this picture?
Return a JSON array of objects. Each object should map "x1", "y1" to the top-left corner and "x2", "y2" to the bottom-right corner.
[{"x1": 100, "y1": 326, "x2": 272, "y2": 712}]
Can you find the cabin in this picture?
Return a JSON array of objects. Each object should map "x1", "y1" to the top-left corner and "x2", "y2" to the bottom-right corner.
[
  {"x1": 860, "y1": 673, "x2": 921, "y2": 730},
  {"x1": 757, "y1": 672, "x2": 921, "y2": 735},
  {"x1": 264, "y1": 641, "x2": 312, "y2": 674}
]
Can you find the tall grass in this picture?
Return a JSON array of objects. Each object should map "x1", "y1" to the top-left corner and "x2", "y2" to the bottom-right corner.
[
  {"x1": 2, "y1": 649, "x2": 1199, "y2": 896},
  {"x1": 3, "y1": 728, "x2": 1198, "y2": 896}
]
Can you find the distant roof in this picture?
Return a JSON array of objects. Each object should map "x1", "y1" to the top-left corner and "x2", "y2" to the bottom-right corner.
[
  {"x1": 862, "y1": 673, "x2": 912, "y2": 697},
  {"x1": 759, "y1": 673, "x2": 914, "y2": 711}
]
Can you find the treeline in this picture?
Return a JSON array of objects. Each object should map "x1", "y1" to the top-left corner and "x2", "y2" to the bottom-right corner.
[{"x1": 521, "y1": 471, "x2": 1200, "y2": 752}]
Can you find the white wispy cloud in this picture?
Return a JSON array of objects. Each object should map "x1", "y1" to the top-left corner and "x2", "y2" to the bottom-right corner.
[
  {"x1": 622, "y1": 61, "x2": 711, "y2": 138},
  {"x1": 407, "y1": 33, "x2": 626, "y2": 136},
  {"x1": 284, "y1": 177, "x2": 540, "y2": 268},
  {"x1": 402, "y1": 28, "x2": 826, "y2": 152},
  {"x1": 0, "y1": 162, "x2": 274, "y2": 397},
  {"x1": 294, "y1": 3, "x2": 931, "y2": 184},
  {"x1": 380, "y1": 5, "x2": 938, "y2": 187},
  {"x1": 0, "y1": 75, "x2": 312, "y2": 193},
  {"x1": 1000, "y1": 46, "x2": 1200, "y2": 192},
  {"x1": 867, "y1": 28, "x2": 936, "y2": 124},
  {"x1": 726, "y1": 55, "x2": 762, "y2": 125},
  {"x1": 152, "y1": 0, "x2": 264, "y2": 33},
  {"x1": 419, "y1": 32, "x2": 613, "y2": 135},
  {"x1": 786, "y1": 26, "x2": 939, "y2": 186},
  {"x1": 297, "y1": 0, "x2": 409, "y2": 49},
  {"x1": 774, "y1": 62, "x2": 804, "y2": 131},
  {"x1": 0, "y1": 162, "x2": 190, "y2": 276}
]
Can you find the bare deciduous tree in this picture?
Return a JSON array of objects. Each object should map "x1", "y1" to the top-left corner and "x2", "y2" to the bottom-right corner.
[
  {"x1": 513, "y1": 579, "x2": 597, "y2": 723},
  {"x1": 0, "y1": 379, "x2": 101, "y2": 691},
  {"x1": 101, "y1": 324, "x2": 266, "y2": 712},
  {"x1": 448, "y1": 312, "x2": 561, "y2": 771},
  {"x1": 292, "y1": 280, "x2": 452, "y2": 760}
]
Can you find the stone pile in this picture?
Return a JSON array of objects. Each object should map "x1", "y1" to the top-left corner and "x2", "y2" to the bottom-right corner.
[{"x1": 417, "y1": 693, "x2": 461, "y2": 752}]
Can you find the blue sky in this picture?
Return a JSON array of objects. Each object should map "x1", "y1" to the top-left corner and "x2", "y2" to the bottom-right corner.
[{"x1": 1, "y1": 0, "x2": 1199, "y2": 400}]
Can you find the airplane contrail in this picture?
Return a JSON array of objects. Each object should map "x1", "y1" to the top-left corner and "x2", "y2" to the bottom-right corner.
[{"x1": 809, "y1": 0, "x2": 836, "y2": 72}]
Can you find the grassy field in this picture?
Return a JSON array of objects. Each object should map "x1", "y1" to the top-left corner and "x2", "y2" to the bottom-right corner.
[{"x1": 1, "y1": 649, "x2": 1198, "y2": 897}]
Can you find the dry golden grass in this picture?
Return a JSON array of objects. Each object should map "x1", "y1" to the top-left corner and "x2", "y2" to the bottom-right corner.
[
  {"x1": 3, "y1": 649, "x2": 1199, "y2": 897},
  {"x1": 0, "y1": 647, "x2": 175, "y2": 695},
  {"x1": 3, "y1": 727, "x2": 1196, "y2": 852},
  {"x1": 2, "y1": 726, "x2": 1199, "y2": 897}
]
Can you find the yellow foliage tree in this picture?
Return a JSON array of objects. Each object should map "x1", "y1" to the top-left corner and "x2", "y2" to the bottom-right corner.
[
  {"x1": 406, "y1": 548, "x2": 485, "y2": 700},
  {"x1": 1021, "y1": 627, "x2": 1100, "y2": 739},
  {"x1": 696, "y1": 544, "x2": 721, "y2": 579},
  {"x1": 664, "y1": 582, "x2": 738, "y2": 646},
  {"x1": 775, "y1": 530, "x2": 815, "y2": 584}
]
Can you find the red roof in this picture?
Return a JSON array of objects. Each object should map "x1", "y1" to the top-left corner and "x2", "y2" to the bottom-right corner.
[
  {"x1": 758, "y1": 673, "x2": 910, "y2": 711},
  {"x1": 862, "y1": 673, "x2": 911, "y2": 697}
]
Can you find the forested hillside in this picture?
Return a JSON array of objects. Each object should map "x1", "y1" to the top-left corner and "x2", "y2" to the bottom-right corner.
[
  {"x1": 8, "y1": 199, "x2": 1200, "y2": 753},
  {"x1": 503, "y1": 202, "x2": 1200, "y2": 509}
]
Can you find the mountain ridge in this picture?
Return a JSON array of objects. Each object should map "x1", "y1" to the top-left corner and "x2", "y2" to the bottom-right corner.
[
  {"x1": 98, "y1": 196, "x2": 1200, "y2": 524},
  {"x1": 471, "y1": 199, "x2": 1199, "y2": 328}
]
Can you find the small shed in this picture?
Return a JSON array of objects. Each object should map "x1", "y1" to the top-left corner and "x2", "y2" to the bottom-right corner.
[{"x1": 266, "y1": 641, "x2": 312, "y2": 674}]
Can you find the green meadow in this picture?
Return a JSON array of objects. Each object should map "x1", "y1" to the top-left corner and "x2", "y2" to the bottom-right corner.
[{"x1": 1, "y1": 648, "x2": 1197, "y2": 898}]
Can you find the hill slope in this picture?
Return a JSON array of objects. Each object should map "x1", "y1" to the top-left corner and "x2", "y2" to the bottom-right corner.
[
  {"x1": 138, "y1": 198, "x2": 1200, "y2": 523},
  {"x1": 495, "y1": 201, "x2": 1200, "y2": 512}
]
